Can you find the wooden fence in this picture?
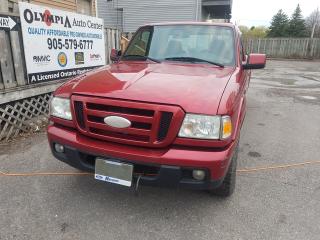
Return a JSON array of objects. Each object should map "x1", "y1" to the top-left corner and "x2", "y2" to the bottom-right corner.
[{"x1": 243, "y1": 38, "x2": 320, "y2": 59}]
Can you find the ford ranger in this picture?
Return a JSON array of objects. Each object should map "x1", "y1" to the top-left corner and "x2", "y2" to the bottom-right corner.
[{"x1": 47, "y1": 22, "x2": 266, "y2": 197}]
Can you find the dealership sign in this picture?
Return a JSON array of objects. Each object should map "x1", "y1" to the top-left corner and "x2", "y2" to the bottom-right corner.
[{"x1": 19, "y1": 2, "x2": 106, "y2": 84}]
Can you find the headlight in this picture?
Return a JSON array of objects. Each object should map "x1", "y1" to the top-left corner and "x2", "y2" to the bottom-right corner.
[
  {"x1": 50, "y1": 97, "x2": 72, "y2": 120},
  {"x1": 178, "y1": 114, "x2": 232, "y2": 140}
]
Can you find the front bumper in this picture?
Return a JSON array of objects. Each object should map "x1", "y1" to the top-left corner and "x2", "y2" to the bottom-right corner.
[{"x1": 48, "y1": 125, "x2": 237, "y2": 190}]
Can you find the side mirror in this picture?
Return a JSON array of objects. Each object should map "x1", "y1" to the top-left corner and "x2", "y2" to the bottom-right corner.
[
  {"x1": 110, "y1": 49, "x2": 121, "y2": 62},
  {"x1": 243, "y1": 54, "x2": 266, "y2": 69}
]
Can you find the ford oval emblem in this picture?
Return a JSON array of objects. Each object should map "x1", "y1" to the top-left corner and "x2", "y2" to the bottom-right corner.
[{"x1": 103, "y1": 116, "x2": 131, "y2": 128}]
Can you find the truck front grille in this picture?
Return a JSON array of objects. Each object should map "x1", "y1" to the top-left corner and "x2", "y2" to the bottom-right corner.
[{"x1": 72, "y1": 95, "x2": 184, "y2": 148}]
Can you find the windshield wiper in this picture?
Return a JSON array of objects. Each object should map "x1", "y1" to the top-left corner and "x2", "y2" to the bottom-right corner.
[
  {"x1": 122, "y1": 54, "x2": 161, "y2": 63},
  {"x1": 164, "y1": 57, "x2": 224, "y2": 68}
]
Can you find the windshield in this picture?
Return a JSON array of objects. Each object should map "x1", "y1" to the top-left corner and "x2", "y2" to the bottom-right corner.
[{"x1": 123, "y1": 25, "x2": 235, "y2": 66}]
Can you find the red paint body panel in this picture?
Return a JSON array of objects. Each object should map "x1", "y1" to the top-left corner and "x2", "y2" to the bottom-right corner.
[
  {"x1": 248, "y1": 54, "x2": 267, "y2": 65},
  {"x1": 47, "y1": 22, "x2": 262, "y2": 183}
]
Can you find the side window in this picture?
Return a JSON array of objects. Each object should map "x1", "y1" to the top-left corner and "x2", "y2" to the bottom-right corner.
[
  {"x1": 141, "y1": 31, "x2": 150, "y2": 44},
  {"x1": 126, "y1": 29, "x2": 151, "y2": 56}
]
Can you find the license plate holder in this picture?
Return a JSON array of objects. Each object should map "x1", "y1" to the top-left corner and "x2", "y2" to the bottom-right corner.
[{"x1": 95, "y1": 158, "x2": 133, "y2": 187}]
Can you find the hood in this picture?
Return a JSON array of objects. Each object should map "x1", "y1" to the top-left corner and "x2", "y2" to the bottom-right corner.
[{"x1": 57, "y1": 61, "x2": 235, "y2": 115}]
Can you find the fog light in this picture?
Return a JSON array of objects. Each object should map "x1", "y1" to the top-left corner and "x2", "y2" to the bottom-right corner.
[
  {"x1": 54, "y1": 143, "x2": 64, "y2": 153},
  {"x1": 192, "y1": 170, "x2": 206, "y2": 181}
]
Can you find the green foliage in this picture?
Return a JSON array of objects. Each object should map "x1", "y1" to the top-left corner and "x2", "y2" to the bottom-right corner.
[
  {"x1": 239, "y1": 26, "x2": 268, "y2": 38},
  {"x1": 240, "y1": 6, "x2": 310, "y2": 38},
  {"x1": 238, "y1": 25, "x2": 249, "y2": 36},
  {"x1": 268, "y1": 9, "x2": 290, "y2": 37},
  {"x1": 267, "y1": 5, "x2": 308, "y2": 38},
  {"x1": 249, "y1": 26, "x2": 269, "y2": 38},
  {"x1": 288, "y1": 4, "x2": 308, "y2": 37}
]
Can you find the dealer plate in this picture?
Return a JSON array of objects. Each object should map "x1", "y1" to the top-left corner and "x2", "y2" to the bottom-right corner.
[{"x1": 95, "y1": 158, "x2": 133, "y2": 187}]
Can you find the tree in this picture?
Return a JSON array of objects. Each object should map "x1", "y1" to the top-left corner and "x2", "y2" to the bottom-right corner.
[
  {"x1": 268, "y1": 9, "x2": 290, "y2": 37},
  {"x1": 306, "y1": 8, "x2": 320, "y2": 38},
  {"x1": 249, "y1": 26, "x2": 269, "y2": 38},
  {"x1": 238, "y1": 25, "x2": 249, "y2": 35},
  {"x1": 288, "y1": 4, "x2": 308, "y2": 37},
  {"x1": 239, "y1": 25, "x2": 268, "y2": 38}
]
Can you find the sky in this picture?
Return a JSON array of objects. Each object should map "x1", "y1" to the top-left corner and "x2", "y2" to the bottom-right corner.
[{"x1": 231, "y1": 0, "x2": 319, "y2": 27}]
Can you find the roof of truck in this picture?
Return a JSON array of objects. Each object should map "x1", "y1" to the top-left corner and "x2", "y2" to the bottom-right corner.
[{"x1": 143, "y1": 21, "x2": 236, "y2": 28}]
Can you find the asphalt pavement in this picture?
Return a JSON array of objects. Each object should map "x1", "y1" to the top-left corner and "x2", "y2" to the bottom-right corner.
[{"x1": 1, "y1": 60, "x2": 320, "y2": 240}]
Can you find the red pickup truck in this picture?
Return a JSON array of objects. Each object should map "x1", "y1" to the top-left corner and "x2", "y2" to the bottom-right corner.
[{"x1": 47, "y1": 22, "x2": 266, "y2": 197}]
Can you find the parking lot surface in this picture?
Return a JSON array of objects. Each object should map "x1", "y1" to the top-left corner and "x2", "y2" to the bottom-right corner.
[{"x1": 1, "y1": 60, "x2": 320, "y2": 240}]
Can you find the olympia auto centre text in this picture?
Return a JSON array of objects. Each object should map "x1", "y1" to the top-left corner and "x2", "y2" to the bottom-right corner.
[{"x1": 23, "y1": 8, "x2": 103, "y2": 30}]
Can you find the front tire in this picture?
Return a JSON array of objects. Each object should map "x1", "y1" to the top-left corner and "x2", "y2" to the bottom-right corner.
[{"x1": 209, "y1": 144, "x2": 238, "y2": 197}]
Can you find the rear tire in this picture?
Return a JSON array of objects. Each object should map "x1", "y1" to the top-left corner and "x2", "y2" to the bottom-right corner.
[{"x1": 209, "y1": 144, "x2": 238, "y2": 197}]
